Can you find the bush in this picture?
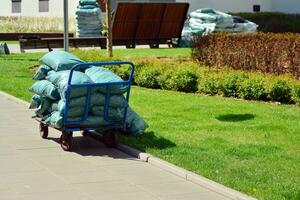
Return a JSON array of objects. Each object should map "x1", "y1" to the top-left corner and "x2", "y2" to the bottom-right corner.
[
  {"x1": 73, "y1": 50, "x2": 300, "y2": 105},
  {"x1": 159, "y1": 69, "x2": 198, "y2": 93},
  {"x1": 232, "y1": 12, "x2": 300, "y2": 33},
  {"x1": 269, "y1": 80, "x2": 293, "y2": 103},
  {"x1": 192, "y1": 33, "x2": 300, "y2": 79},
  {"x1": 239, "y1": 78, "x2": 267, "y2": 101},
  {"x1": 135, "y1": 68, "x2": 161, "y2": 89},
  {"x1": 220, "y1": 74, "x2": 245, "y2": 98},
  {"x1": 292, "y1": 85, "x2": 300, "y2": 104},
  {"x1": 198, "y1": 74, "x2": 223, "y2": 95}
]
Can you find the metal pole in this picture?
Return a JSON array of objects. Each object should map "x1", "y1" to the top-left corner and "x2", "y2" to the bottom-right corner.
[{"x1": 63, "y1": 0, "x2": 69, "y2": 52}]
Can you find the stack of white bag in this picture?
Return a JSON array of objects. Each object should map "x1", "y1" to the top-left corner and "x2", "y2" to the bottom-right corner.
[
  {"x1": 29, "y1": 51, "x2": 148, "y2": 136},
  {"x1": 180, "y1": 8, "x2": 258, "y2": 47},
  {"x1": 189, "y1": 8, "x2": 235, "y2": 33},
  {"x1": 76, "y1": 0, "x2": 102, "y2": 37}
]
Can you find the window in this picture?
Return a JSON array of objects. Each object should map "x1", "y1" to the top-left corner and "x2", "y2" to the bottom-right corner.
[
  {"x1": 253, "y1": 5, "x2": 261, "y2": 12},
  {"x1": 12, "y1": 0, "x2": 21, "y2": 13},
  {"x1": 39, "y1": 0, "x2": 49, "y2": 12}
]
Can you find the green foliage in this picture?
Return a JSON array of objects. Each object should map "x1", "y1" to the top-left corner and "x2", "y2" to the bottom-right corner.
[
  {"x1": 239, "y1": 78, "x2": 267, "y2": 101},
  {"x1": 198, "y1": 74, "x2": 223, "y2": 95},
  {"x1": 159, "y1": 69, "x2": 198, "y2": 93},
  {"x1": 292, "y1": 85, "x2": 300, "y2": 105},
  {"x1": 232, "y1": 12, "x2": 300, "y2": 33},
  {"x1": 269, "y1": 80, "x2": 293, "y2": 104},
  {"x1": 220, "y1": 74, "x2": 244, "y2": 98},
  {"x1": 136, "y1": 67, "x2": 161, "y2": 89}
]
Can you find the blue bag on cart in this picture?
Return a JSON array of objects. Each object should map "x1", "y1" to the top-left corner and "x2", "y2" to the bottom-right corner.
[
  {"x1": 40, "y1": 50, "x2": 84, "y2": 72},
  {"x1": 29, "y1": 80, "x2": 60, "y2": 100},
  {"x1": 33, "y1": 64, "x2": 52, "y2": 80},
  {"x1": 46, "y1": 70, "x2": 93, "y2": 99},
  {"x1": 85, "y1": 66, "x2": 127, "y2": 94}
]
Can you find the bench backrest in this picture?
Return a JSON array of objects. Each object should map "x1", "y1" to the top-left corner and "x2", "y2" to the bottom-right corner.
[{"x1": 112, "y1": 2, "x2": 189, "y2": 41}]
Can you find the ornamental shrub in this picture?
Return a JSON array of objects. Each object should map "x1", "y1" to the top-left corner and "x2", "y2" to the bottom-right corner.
[
  {"x1": 269, "y1": 80, "x2": 293, "y2": 103},
  {"x1": 239, "y1": 78, "x2": 267, "y2": 101},
  {"x1": 159, "y1": 69, "x2": 198, "y2": 93},
  {"x1": 135, "y1": 68, "x2": 161, "y2": 89}
]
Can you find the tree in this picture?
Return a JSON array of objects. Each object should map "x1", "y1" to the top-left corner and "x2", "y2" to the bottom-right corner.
[{"x1": 105, "y1": 0, "x2": 113, "y2": 57}]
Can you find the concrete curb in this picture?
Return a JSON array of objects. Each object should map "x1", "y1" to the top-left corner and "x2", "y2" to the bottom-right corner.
[
  {"x1": 117, "y1": 144, "x2": 256, "y2": 200},
  {"x1": 1, "y1": 91, "x2": 257, "y2": 200}
]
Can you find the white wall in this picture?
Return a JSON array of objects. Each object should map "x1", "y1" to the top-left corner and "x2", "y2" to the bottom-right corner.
[
  {"x1": 271, "y1": 0, "x2": 300, "y2": 13},
  {"x1": 178, "y1": 0, "x2": 273, "y2": 13},
  {"x1": 0, "y1": 0, "x2": 79, "y2": 17}
]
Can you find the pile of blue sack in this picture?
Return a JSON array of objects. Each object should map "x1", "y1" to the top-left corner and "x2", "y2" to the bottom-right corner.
[
  {"x1": 180, "y1": 8, "x2": 258, "y2": 47},
  {"x1": 29, "y1": 50, "x2": 148, "y2": 136},
  {"x1": 76, "y1": 0, "x2": 102, "y2": 37}
]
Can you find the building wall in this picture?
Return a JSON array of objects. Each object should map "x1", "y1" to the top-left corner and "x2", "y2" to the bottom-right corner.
[
  {"x1": 271, "y1": 0, "x2": 300, "y2": 13},
  {"x1": 178, "y1": 0, "x2": 272, "y2": 14},
  {"x1": 0, "y1": 0, "x2": 80, "y2": 17}
]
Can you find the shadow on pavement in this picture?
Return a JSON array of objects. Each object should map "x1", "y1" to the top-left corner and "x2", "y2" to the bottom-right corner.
[{"x1": 48, "y1": 134, "x2": 139, "y2": 161}]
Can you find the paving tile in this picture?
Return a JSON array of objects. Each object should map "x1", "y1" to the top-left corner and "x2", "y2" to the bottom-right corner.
[
  {"x1": 10, "y1": 181, "x2": 72, "y2": 195},
  {"x1": 73, "y1": 180, "x2": 139, "y2": 195},
  {"x1": 0, "y1": 143, "x2": 19, "y2": 156},
  {"x1": 0, "y1": 155, "x2": 43, "y2": 173},
  {"x1": 56, "y1": 168, "x2": 120, "y2": 184},
  {"x1": 0, "y1": 171, "x2": 65, "y2": 184},
  {"x1": 31, "y1": 154, "x2": 103, "y2": 174},
  {"x1": 104, "y1": 163, "x2": 183, "y2": 184},
  {"x1": 139, "y1": 181, "x2": 211, "y2": 198},
  {"x1": 161, "y1": 191, "x2": 232, "y2": 200},
  {"x1": 20, "y1": 190, "x2": 94, "y2": 200},
  {"x1": 89, "y1": 190, "x2": 160, "y2": 200}
]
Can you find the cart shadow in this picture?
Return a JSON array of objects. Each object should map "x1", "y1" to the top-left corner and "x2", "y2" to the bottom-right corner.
[
  {"x1": 216, "y1": 114, "x2": 255, "y2": 122},
  {"x1": 48, "y1": 131, "x2": 176, "y2": 160},
  {"x1": 48, "y1": 136, "x2": 138, "y2": 161},
  {"x1": 120, "y1": 131, "x2": 176, "y2": 152}
]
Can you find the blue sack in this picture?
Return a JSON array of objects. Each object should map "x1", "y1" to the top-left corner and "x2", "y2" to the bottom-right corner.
[
  {"x1": 39, "y1": 50, "x2": 84, "y2": 72},
  {"x1": 85, "y1": 66, "x2": 127, "y2": 94},
  {"x1": 29, "y1": 80, "x2": 60, "y2": 100},
  {"x1": 46, "y1": 70, "x2": 93, "y2": 99}
]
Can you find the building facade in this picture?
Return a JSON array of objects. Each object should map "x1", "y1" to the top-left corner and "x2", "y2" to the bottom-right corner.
[
  {"x1": 0, "y1": 0, "x2": 299, "y2": 18},
  {"x1": 178, "y1": 0, "x2": 300, "y2": 14}
]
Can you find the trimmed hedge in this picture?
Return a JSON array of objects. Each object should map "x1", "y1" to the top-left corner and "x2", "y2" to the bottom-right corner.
[
  {"x1": 192, "y1": 32, "x2": 300, "y2": 78},
  {"x1": 232, "y1": 12, "x2": 300, "y2": 33},
  {"x1": 72, "y1": 50, "x2": 300, "y2": 105},
  {"x1": 116, "y1": 59, "x2": 300, "y2": 105}
]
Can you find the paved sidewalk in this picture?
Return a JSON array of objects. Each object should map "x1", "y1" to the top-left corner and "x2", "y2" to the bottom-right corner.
[{"x1": 0, "y1": 94, "x2": 232, "y2": 200}]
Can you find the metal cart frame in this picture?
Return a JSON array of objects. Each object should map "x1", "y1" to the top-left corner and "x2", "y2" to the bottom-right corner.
[{"x1": 36, "y1": 61, "x2": 135, "y2": 151}]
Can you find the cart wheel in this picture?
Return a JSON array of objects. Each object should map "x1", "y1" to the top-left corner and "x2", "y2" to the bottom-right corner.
[
  {"x1": 60, "y1": 132, "x2": 73, "y2": 151},
  {"x1": 103, "y1": 132, "x2": 116, "y2": 148},
  {"x1": 81, "y1": 130, "x2": 89, "y2": 136},
  {"x1": 39, "y1": 123, "x2": 48, "y2": 139}
]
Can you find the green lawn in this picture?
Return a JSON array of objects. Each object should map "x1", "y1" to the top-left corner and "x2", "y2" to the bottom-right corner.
[
  {"x1": 0, "y1": 51, "x2": 299, "y2": 200},
  {"x1": 0, "y1": 40, "x2": 19, "y2": 44}
]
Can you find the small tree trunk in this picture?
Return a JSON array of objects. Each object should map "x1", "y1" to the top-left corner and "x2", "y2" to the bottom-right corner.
[{"x1": 105, "y1": 0, "x2": 113, "y2": 57}]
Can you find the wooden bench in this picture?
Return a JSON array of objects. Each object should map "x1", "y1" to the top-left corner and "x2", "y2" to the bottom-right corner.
[
  {"x1": 19, "y1": 37, "x2": 107, "y2": 52},
  {"x1": 112, "y1": 2, "x2": 189, "y2": 48},
  {"x1": 0, "y1": 33, "x2": 74, "y2": 41}
]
